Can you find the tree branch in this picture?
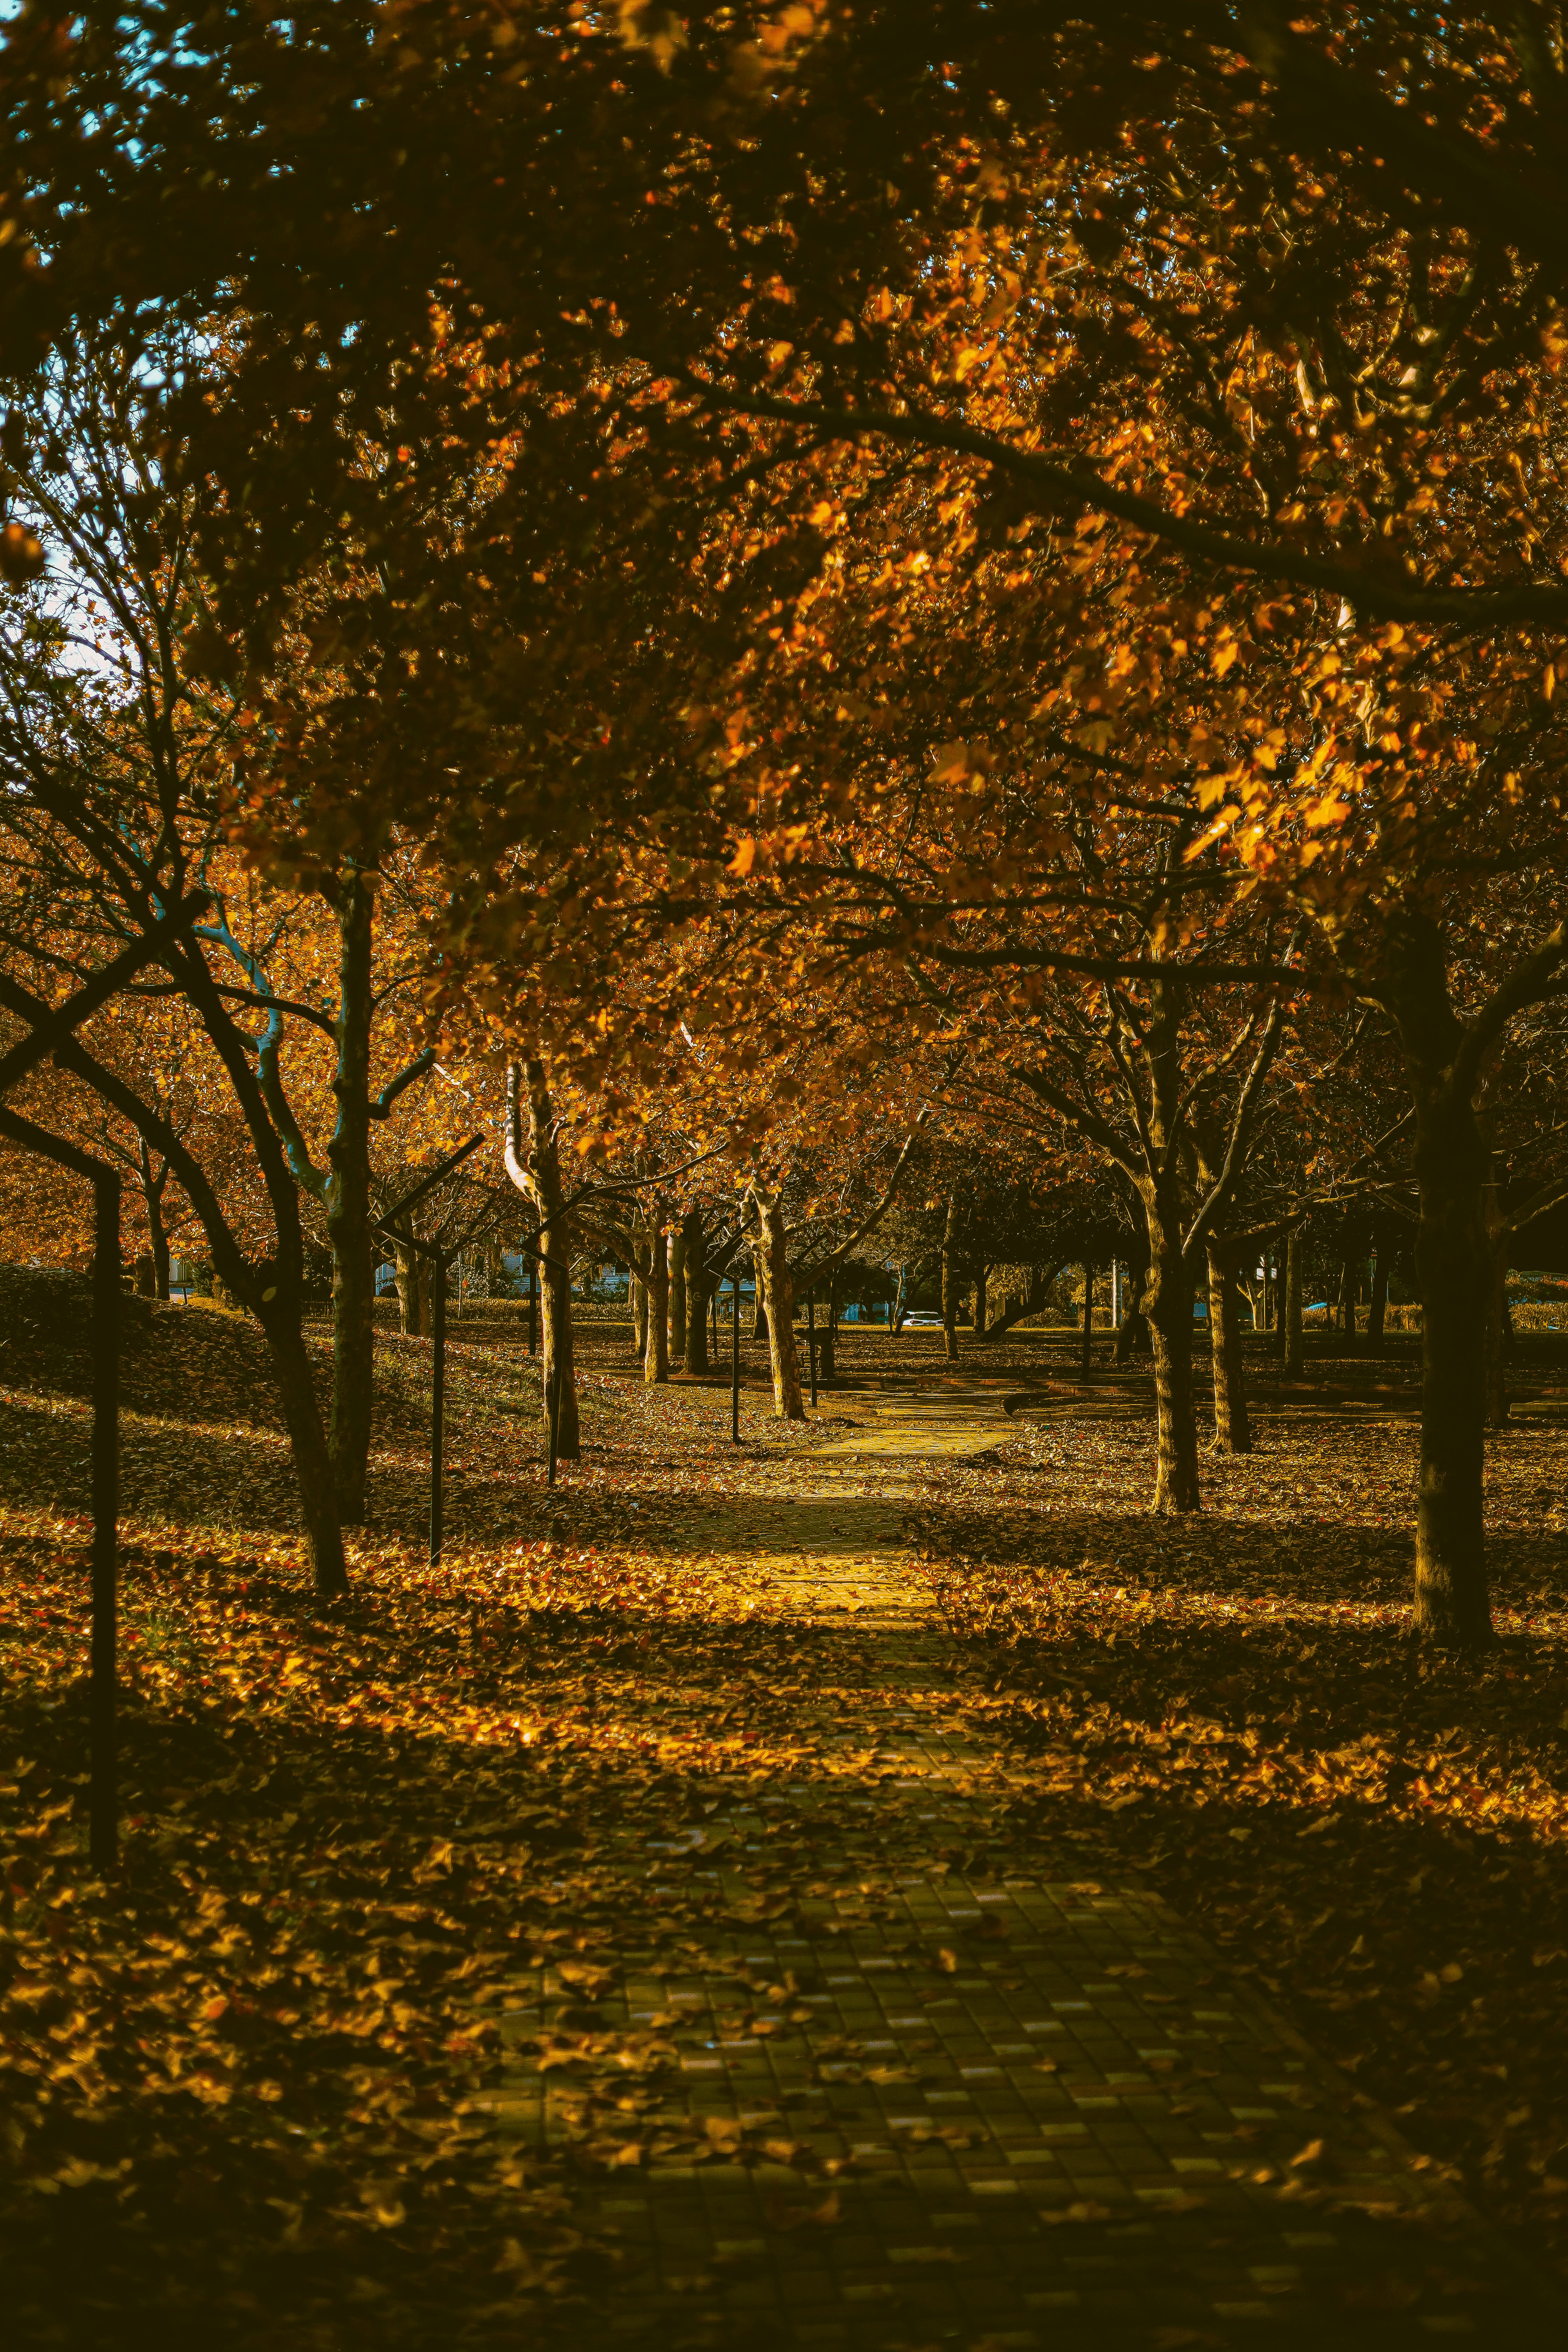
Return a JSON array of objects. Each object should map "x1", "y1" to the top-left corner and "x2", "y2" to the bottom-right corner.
[{"x1": 692, "y1": 383, "x2": 1568, "y2": 628}]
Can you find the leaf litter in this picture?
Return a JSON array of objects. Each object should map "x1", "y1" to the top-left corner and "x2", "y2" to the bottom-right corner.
[{"x1": 4, "y1": 1287, "x2": 1568, "y2": 2336}]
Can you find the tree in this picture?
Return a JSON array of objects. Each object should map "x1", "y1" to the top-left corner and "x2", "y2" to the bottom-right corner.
[
  {"x1": 178, "y1": 849, "x2": 455, "y2": 1518},
  {"x1": 0, "y1": 329, "x2": 355, "y2": 1594},
  {"x1": 502, "y1": 1056, "x2": 582, "y2": 1459}
]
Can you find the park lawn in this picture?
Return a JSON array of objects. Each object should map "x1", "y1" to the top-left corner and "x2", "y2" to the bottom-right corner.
[{"x1": 1, "y1": 1270, "x2": 1567, "y2": 2337}]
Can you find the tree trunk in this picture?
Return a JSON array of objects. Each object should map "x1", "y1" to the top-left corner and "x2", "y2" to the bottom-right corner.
[
  {"x1": 1080, "y1": 1262, "x2": 1095, "y2": 1378},
  {"x1": 891, "y1": 1262, "x2": 909, "y2": 1334},
  {"x1": 1142, "y1": 1220, "x2": 1201, "y2": 1512},
  {"x1": 1384, "y1": 921, "x2": 1494, "y2": 1645},
  {"x1": 989, "y1": 1262, "x2": 1060, "y2": 1342},
  {"x1": 395, "y1": 1239, "x2": 422, "y2": 1336},
  {"x1": 1483, "y1": 1241, "x2": 1509, "y2": 1430},
  {"x1": 752, "y1": 1279, "x2": 769, "y2": 1345},
  {"x1": 644, "y1": 1208, "x2": 670, "y2": 1384},
  {"x1": 1115, "y1": 1264, "x2": 1149, "y2": 1363},
  {"x1": 53, "y1": 976, "x2": 351, "y2": 1600},
  {"x1": 682, "y1": 1209, "x2": 709, "y2": 1374},
  {"x1": 974, "y1": 1263, "x2": 988, "y2": 1341},
  {"x1": 1283, "y1": 1225, "x2": 1304, "y2": 1376},
  {"x1": 142, "y1": 1156, "x2": 173, "y2": 1299},
  {"x1": 632, "y1": 1257, "x2": 648, "y2": 1361},
  {"x1": 326, "y1": 867, "x2": 376, "y2": 1524},
  {"x1": 519, "y1": 1057, "x2": 580, "y2": 1458},
  {"x1": 1338, "y1": 1251, "x2": 1358, "y2": 1341},
  {"x1": 1409, "y1": 1088, "x2": 1492, "y2": 1640},
  {"x1": 669, "y1": 1223, "x2": 687, "y2": 1367},
  {"x1": 819, "y1": 1270, "x2": 837, "y2": 1386},
  {"x1": 1206, "y1": 1237, "x2": 1252, "y2": 1454},
  {"x1": 1368, "y1": 1240, "x2": 1390, "y2": 1350},
  {"x1": 940, "y1": 1188, "x2": 961, "y2": 1361},
  {"x1": 257, "y1": 1302, "x2": 350, "y2": 1598},
  {"x1": 749, "y1": 1190, "x2": 805, "y2": 1418}
]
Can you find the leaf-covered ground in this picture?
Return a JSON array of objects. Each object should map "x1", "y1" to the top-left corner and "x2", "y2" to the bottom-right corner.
[
  {"x1": 3, "y1": 1269, "x2": 1568, "y2": 2342},
  {"x1": 915, "y1": 1399, "x2": 1568, "y2": 2291}
]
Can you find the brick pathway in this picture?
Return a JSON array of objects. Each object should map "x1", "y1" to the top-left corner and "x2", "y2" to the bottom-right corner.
[{"x1": 492, "y1": 1386, "x2": 1561, "y2": 2348}]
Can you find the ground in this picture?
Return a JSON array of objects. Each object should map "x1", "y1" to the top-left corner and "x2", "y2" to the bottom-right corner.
[{"x1": 2, "y1": 1270, "x2": 1567, "y2": 2347}]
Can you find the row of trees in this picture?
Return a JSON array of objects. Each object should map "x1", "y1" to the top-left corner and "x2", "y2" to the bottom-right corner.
[{"x1": 5, "y1": 3, "x2": 1568, "y2": 1648}]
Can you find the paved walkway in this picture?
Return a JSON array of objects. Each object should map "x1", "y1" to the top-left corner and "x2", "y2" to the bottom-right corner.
[{"x1": 492, "y1": 1384, "x2": 1560, "y2": 2348}]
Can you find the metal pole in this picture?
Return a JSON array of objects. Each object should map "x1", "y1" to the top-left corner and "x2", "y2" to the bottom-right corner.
[
  {"x1": 547, "y1": 1364, "x2": 560, "y2": 1486},
  {"x1": 91, "y1": 1174, "x2": 120, "y2": 1871},
  {"x1": 731, "y1": 1270, "x2": 741, "y2": 1444},
  {"x1": 430, "y1": 1252, "x2": 447, "y2": 1566},
  {"x1": 807, "y1": 1293, "x2": 817, "y2": 1409}
]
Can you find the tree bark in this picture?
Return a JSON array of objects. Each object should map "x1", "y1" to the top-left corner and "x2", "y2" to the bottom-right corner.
[
  {"x1": 669, "y1": 1223, "x2": 687, "y2": 1367},
  {"x1": 1142, "y1": 1218, "x2": 1201, "y2": 1511},
  {"x1": 326, "y1": 867, "x2": 376, "y2": 1524},
  {"x1": 819, "y1": 1268, "x2": 837, "y2": 1386},
  {"x1": 1338, "y1": 1249, "x2": 1358, "y2": 1341},
  {"x1": 1384, "y1": 918, "x2": 1494, "y2": 1645},
  {"x1": 1368, "y1": 1237, "x2": 1390, "y2": 1349},
  {"x1": 1409, "y1": 1086, "x2": 1492, "y2": 1639},
  {"x1": 752, "y1": 1280, "x2": 769, "y2": 1345},
  {"x1": 1283, "y1": 1224, "x2": 1304, "y2": 1376},
  {"x1": 1115, "y1": 1264, "x2": 1150, "y2": 1363},
  {"x1": 140, "y1": 1146, "x2": 173, "y2": 1299},
  {"x1": 1080, "y1": 1262, "x2": 1095, "y2": 1378},
  {"x1": 940, "y1": 1188, "x2": 962, "y2": 1361},
  {"x1": 394, "y1": 1238, "x2": 422, "y2": 1336},
  {"x1": 1483, "y1": 1240, "x2": 1509, "y2": 1430},
  {"x1": 974, "y1": 1263, "x2": 988, "y2": 1342},
  {"x1": 504, "y1": 1058, "x2": 580, "y2": 1458},
  {"x1": 682, "y1": 1209, "x2": 709, "y2": 1374},
  {"x1": 532, "y1": 1070, "x2": 581, "y2": 1458},
  {"x1": 644, "y1": 1205, "x2": 670, "y2": 1384},
  {"x1": 989, "y1": 1262, "x2": 1060, "y2": 1341},
  {"x1": 1206, "y1": 1237, "x2": 1252, "y2": 1454},
  {"x1": 891, "y1": 1262, "x2": 909, "y2": 1334},
  {"x1": 258, "y1": 1305, "x2": 349, "y2": 1595},
  {"x1": 632, "y1": 1255, "x2": 648, "y2": 1361},
  {"x1": 750, "y1": 1187, "x2": 805, "y2": 1419}
]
